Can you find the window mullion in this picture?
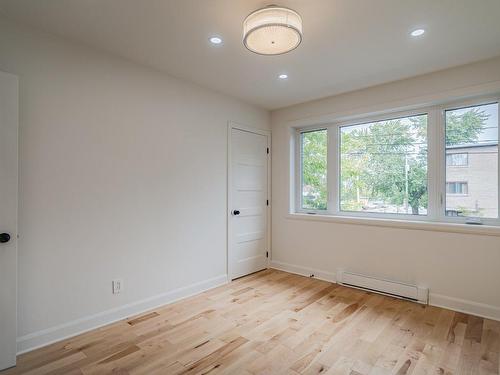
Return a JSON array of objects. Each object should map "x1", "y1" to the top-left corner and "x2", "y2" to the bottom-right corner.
[
  {"x1": 428, "y1": 108, "x2": 442, "y2": 221},
  {"x1": 327, "y1": 125, "x2": 338, "y2": 215},
  {"x1": 438, "y1": 107, "x2": 447, "y2": 222},
  {"x1": 294, "y1": 129, "x2": 301, "y2": 213}
]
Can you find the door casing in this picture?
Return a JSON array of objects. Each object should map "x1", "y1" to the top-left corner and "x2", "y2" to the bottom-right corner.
[
  {"x1": 0, "y1": 71, "x2": 19, "y2": 370},
  {"x1": 227, "y1": 122, "x2": 271, "y2": 280}
]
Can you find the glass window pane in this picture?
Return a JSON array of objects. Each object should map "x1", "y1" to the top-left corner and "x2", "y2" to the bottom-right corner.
[
  {"x1": 300, "y1": 129, "x2": 327, "y2": 210},
  {"x1": 340, "y1": 114, "x2": 428, "y2": 215},
  {"x1": 446, "y1": 182, "x2": 468, "y2": 195},
  {"x1": 446, "y1": 153, "x2": 468, "y2": 166},
  {"x1": 445, "y1": 102, "x2": 498, "y2": 218}
]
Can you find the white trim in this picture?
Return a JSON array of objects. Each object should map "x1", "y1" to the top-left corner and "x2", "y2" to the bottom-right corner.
[
  {"x1": 291, "y1": 94, "x2": 500, "y2": 226},
  {"x1": 16, "y1": 274, "x2": 228, "y2": 355},
  {"x1": 427, "y1": 109, "x2": 440, "y2": 221},
  {"x1": 270, "y1": 260, "x2": 336, "y2": 283},
  {"x1": 227, "y1": 122, "x2": 271, "y2": 280},
  {"x1": 268, "y1": 133, "x2": 272, "y2": 265},
  {"x1": 439, "y1": 98, "x2": 500, "y2": 226},
  {"x1": 329, "y1": 125, "x2": 338, "y2": 214},
  {"x1": 228, "y1": 121, "x2": 271, "y2": 137},
  {"x1": 286, "y1": 212, "x2": 500, "y2": 237},
  {"x1": 0, "y1": 71, "x2": 19, "y2": 371},
  {"x1": 294, "y1": 128, "x2": 302, "y2": 212},
  {"x1": 295, "y1": 127, "x2": 330, "y2": 213},
  {"x1": 288, "y1": 128, "x2": 297, "y2": 213},
  {"x1": 430, "y1": 293, "x2": 500, "y2": 321},
  {"x1": 271, "y1": 261, "x2": 500, "y2": 321}
]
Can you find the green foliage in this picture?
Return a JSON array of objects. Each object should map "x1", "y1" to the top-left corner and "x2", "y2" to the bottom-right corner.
[
  {"x1": 301, "y1": 130, "x2": 327, "y2": 210},
  {"x1": 446, "y1": 108, "x2": 488, "y2": 146},
  {"x1": 340, "y1": 116, "x2": 428, "y2": 214}
]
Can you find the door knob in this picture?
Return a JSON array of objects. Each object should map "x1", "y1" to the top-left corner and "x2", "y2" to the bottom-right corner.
[
  {"x1": 233, "y1": 210, "x2": 240, "y2": 216},
  {"x1": 0, "y1": 233, "x2": 11, "y2": 243}
]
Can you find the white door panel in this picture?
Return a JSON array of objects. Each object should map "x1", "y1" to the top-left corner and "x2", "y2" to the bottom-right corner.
[
  {"x1": 229, "y1": 127, "x2": 269, "y2": 280},
  {"x1": 0, "y1": 71, "x2": 19, "y2": 370},
  {"x1": 236, "y1": 230, "x2": 265, "y2": 243},
  {"x1": 234, "y1": 207, "x2": 263, "y2": 217}
]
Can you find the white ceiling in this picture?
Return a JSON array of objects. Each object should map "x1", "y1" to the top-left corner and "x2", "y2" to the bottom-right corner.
[{"x1": 1, "y1": 0, "x2": 500, "y2": 110}]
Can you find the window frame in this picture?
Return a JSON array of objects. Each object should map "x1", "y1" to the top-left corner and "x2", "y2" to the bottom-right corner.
[
  {"x1": 296, "y1": 127, "x2": 328, "y2": 213},
  {"x1": 440, "y1": 98, "x2": 500, "y2": 225},
  {"x1": 336, "y1": 110, "x2": 432, "y2": 221},
  {"x1": 293, "y1": 95, "x2": 500, "y2": 226}
]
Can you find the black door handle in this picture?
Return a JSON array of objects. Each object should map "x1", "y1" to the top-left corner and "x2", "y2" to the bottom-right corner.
[
  {"x1": 0, "y1": 233, "x2": 11, "y2": 243},
  {"x1": 233, "y1": 210, "x2": 240, "y2": 216}
]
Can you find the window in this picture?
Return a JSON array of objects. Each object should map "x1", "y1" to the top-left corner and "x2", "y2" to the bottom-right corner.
[
  {"x1": 293, "y1": 98, "x2": 500, "y2": 225},
  {"x1": 300, "y1": 129, "x2": 327, "y2": 210},
  {"x1": 339, "y1": 114, "x2": 428, "y2": 215},
  {"x1": 446, "y1": 182, "x2": 468, "y2": 195},
  {"x1": 446, "y1": 153, "x2": 468, "y2": 167},
  {"x1": 445, "y1": 102, "x2": 498, "y2": 218}
]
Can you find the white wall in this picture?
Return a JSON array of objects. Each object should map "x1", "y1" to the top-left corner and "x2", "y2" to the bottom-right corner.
[
  {"x1": 271, "y1": 56, "x2": 500, "y2": 320},
  {"x1": 0, "y1": 17, "x2": 269, "y2": 352}
]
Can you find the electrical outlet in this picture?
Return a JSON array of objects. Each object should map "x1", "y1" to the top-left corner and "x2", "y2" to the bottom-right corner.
[{"x1": 112, "y1": 279, "x2": 123, "y2": 294}]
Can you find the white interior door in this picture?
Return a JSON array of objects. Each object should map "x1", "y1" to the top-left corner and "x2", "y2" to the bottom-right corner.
[
  {"x1": 228, "y1": 125, "x2": 269, "y2": 280},
  {"x1": 0, "y1": 71, "x2": 19, "y2": 370}
]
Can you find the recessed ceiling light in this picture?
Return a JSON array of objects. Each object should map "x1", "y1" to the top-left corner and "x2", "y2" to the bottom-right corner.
[
  {"x1": 410, "y1": 29, "x2": 425, "y2": 37},
  {"x1": 278, "y1": 74, "x2": 288, "y2": 80},
  {"x1": 209, "y1": 36, "x2": 222, "y2": 45}
]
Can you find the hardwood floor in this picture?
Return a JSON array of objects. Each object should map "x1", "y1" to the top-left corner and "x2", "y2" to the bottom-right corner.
[{"x1": 4, "y1": 269, "x2": 500, "y2": 375}]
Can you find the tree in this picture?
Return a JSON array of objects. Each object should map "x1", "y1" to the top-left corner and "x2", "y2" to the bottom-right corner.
[
  {"x1": 446, "y1": 108, "x2": 488, "y2": 146},
  {"x1": 337, "y1": 109, "x2": 488, "y2": 215},
  {"x1": 361, "y1": 117, "x2": 427, "y2": 214},
  {"x1": 340, "y1": 127, "x2": 370, "y2": 210},
  {"x1": 407, "y1": 150, "x2": 428, "y2": 214}
]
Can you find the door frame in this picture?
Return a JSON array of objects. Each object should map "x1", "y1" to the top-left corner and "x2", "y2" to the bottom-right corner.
[
  {"x1": 0, "y1": 71, "x2": 19, "y2": 370},
  {"x1": 227, "y1": 122, "x2": 271, "y2": 280}
]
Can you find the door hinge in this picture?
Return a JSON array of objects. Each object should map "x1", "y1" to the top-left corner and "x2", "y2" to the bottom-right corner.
[
  {"x1": 266, "y1": 147, "x2": 269, "y2": 154},
  {"x1": 266, "y1": 199, "x2": 269, "y2": 206},
  {"x1": 266, "y1": 251, "x2": 269, "y2": 258}
]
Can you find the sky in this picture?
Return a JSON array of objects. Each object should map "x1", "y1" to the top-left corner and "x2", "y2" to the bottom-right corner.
[{"x1": 447, "y1": 102, "x2": 498, "y2": 144}]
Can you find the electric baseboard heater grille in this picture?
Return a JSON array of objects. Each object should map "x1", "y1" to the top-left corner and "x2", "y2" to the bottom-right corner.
[{"x1": 336, "y1": 270, "x2": 428, "y2": 304}]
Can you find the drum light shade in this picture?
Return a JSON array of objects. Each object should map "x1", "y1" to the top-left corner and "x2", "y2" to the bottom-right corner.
[{"x1": 243, "y1": 6, "x2": 303, "y2": 55}]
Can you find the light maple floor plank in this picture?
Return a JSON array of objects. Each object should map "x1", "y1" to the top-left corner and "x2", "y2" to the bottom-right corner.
[{"x1": 3, "y1": 269, "x2": 499, "y2": 375}]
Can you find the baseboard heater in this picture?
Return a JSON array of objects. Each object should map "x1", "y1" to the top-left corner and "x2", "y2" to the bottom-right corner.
[{"x1": 336, "y1": 269, "x2": 428, "y2": 304}]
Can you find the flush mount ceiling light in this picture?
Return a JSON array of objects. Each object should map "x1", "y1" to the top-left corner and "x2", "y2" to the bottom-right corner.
[
  {"x1": 278, "y1": 74, "x2": 288, "y2": 79},
  {"x1": 243, "y1": 5, "x2": 303, "y2": 55}
]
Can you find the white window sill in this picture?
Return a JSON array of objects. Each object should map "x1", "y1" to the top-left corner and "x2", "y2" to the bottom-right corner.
[{"x1": 287, "y1": 213, "x2": 500, "y2": 237}]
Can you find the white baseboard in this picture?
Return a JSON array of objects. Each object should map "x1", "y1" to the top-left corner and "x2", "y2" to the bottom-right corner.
[
  {"x1": 430, "y1": 293, "x2": 500, "y2": 321},
  {"x1": 270, "y1": 260, "x2": 500, "y2": 322},
  {"x1": 270, "y1": 260, "x2": 336, "y2": 283},
  {"x1": 17, "y1": 274, "x2": 228, "y2": 355}
]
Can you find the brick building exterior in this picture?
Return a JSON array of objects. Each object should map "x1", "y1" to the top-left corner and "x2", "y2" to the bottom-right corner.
[{"x1": 446, "y1": 142, "x2": 498, "y2": 218}]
